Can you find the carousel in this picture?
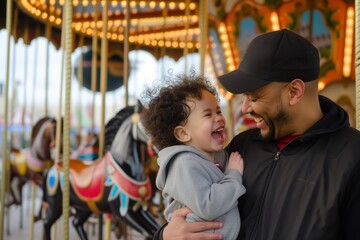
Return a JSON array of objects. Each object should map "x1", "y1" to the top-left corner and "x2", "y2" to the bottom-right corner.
[{"x1": 0, "y1": 0, "x2": 358, "y2": 239}]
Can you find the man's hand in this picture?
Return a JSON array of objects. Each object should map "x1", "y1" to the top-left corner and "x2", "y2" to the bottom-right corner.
[{"x1": 163, "y1": 207, "x2": 223, "y2": 239}]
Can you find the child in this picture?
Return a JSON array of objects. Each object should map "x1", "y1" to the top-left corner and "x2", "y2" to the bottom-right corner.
[{"x1": 141, "y1": 74, "x2": 246, "y2": 239}]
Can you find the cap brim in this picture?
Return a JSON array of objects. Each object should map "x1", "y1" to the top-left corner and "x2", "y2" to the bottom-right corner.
[{"x1": 218, "y1": 69, "x2": 270, "y2": 94}]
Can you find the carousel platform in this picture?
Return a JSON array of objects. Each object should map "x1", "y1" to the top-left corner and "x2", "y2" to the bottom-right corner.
[{"x1": 2, "y1": 183, "x2": 145, "y2": 240}]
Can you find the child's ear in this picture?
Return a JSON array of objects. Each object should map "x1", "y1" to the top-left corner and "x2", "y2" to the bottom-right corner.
[{"x1": 174, "y1": 126, "x2": 191, "y2": 143}]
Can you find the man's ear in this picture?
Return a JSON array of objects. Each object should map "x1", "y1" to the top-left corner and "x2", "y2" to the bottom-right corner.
[
  {"x1": 174, "y1": 126, "x2": 191, "y2": 143},
  {"x1": 288, "y1": 79, "x2": 305, "y2": 106}
]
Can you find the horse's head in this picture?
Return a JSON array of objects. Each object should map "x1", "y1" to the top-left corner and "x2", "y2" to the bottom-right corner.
[
  {"x1": 109, "y1": 105, "x2": 155, "y2": 181},
  {"x1": 105, "y1": 105, "x2": 160, "y2": 237},
  {"x1": 30, "y1": 117, "x2": 59, "y2": 162}
]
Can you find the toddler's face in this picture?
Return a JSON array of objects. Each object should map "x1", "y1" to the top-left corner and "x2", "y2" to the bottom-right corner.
[{"x1": 184, "y1": 90, "x2": 226, "y2": 160}]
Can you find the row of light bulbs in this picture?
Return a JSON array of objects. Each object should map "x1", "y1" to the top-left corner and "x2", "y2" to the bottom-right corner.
[
  {"x1": 32, "y1": 0, "x2": 197, "y2": 10},
  {"x1": 20, "y1": 0, "x2": 200, "y2": 49}
]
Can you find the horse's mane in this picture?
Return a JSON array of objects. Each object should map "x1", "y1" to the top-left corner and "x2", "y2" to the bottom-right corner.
[
  {"x1": 30, "y1": 117, "x2": 52, "y2": 146},
  {"x1": 94, "y1": 106, "x2": 135, "y2": 153}
]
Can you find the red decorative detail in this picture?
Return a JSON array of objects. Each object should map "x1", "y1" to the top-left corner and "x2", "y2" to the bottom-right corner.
[
  {"x1": 105, "y1": 152, "x2": 152, "y2": 200},
  {"x1": 57, "y1": 158, "x2": 105, "y2": 201},
  {"x1": 147, "y1": 145, "x2": 156, "y2": 158},
  {"x1": 70, "y1": 162, "x2": 105, "y2": 200}
]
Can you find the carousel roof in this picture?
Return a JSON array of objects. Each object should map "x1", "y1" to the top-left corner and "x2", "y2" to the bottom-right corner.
[{"x1": 0, "y1": 0, "x2": 205, "y2": 60}]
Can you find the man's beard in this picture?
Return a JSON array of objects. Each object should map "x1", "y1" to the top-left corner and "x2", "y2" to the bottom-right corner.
[{"x1": 259, "y1": 110, "x2": 288, "y2": 141}]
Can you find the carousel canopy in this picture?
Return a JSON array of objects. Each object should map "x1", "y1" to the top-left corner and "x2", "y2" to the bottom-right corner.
[{"x1": 0, "y1": 0, "x2": 205, "y2": 60}]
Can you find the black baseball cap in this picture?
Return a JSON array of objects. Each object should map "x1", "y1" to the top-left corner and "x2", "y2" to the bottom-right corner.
[{"x1": 218, "y1": 29, "x2": 320, "y2": 94}]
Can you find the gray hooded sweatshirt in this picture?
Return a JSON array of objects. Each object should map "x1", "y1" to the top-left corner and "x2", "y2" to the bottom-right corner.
[{"x1": 156, "y1": 145, "x2": 246, "y2": 239}]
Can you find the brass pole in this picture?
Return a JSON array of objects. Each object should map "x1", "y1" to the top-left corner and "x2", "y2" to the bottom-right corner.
[
  {"x1": 29, "y1": 181, "x2": 36, "y2": 240},
  {"x1": 62, "y1": 0, "x2": 73, "y2": 238},
  {"x1": 31, "y1": 26, "x2": 40, "y2": 124},
  {"x1": 22, "y1": 21, "x2": 29, "y2": 148},
  {"x1": 124, "y1": 0, "x2": 130, "y2": 106},
  {"x1": 199, "y1": 0, "x2": 208, "y2": 76},
  {"x1": 45, "y1": 22, "x2": 52, "y2": 116},
  {"x1": 161, "y1": 3, "x2": 167, "y2": 78},
  {"x1": 10, "y1": 7, "x2": 18, "y2": 149},
  {"x1": 0, "y1": 0, "x2": 13, "y2": 236},
  {"x1": 101, "y1": 1, "x2": 111, "y2": 239},
  {"x1": 77, "y1": 36, "x2": 84, "y2": 143},
  {"x1": 91, "y1": 0, "x2": 99, "y2": 137},
  {"x1": 55, "y1": 0, "x2": 67, "y2": 165},
  {"x1": 184, "y1": 0, "x2": 190, "y2": 74},
  {"x1": 99, "y1": 0, "x2": 108, "y2": 193}
]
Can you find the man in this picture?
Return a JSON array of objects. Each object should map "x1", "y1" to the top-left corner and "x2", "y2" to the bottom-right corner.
[{"x1": 153, "y1": 29, "x2": 360, "y2": 240}]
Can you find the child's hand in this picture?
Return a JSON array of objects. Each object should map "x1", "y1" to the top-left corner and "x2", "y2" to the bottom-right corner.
[{"x1": 227, "y1": 151, "x2": 244, "y2": 175}]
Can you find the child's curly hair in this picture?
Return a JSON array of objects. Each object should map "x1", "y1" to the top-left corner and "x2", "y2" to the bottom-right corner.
[{"x1": 141, "y1": 73, "x2": 219, "y2": 150}]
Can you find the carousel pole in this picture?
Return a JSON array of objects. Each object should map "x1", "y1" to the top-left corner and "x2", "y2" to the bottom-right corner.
[
  {"x1": 161, "y1": 3, "x2": 167, "y2": 79},
  {"x1": 90, "y1": 2, "x2": 102, "y2": 235},
  {"x1": 27, "y1": 12, "x2": 37, "y2": 240},
  {"x1": 91, "y1": 0, "x2": 99, "y2": 138},
  {"x1": 124, "y1": 0, "x2": 130, "y2": 107},
  {"x1": 0, "y1": 0, "x2": 12, "y2": 238},
  {"x1": 28, "y1": 171, "x2": 36, "y2": 240},
  {"x1": 101, "y1": 1, "x2": 109, "y2": 239},
  {"x1": 31, "y1": 26, "x2": 40, "y2": 124},
  {"x1": 62, "y1": 0, "x2": 73, "y2": 238},
  {"x1": 109, "y1": 2, "x2": 131, "y2": 238},
  {"x1": 27, "y1": 16, "x2": 41, "y2": 240},
  {"x1": 199, "y1": 0, "x2": 208, "y2": 76},
  {"x1": 184, "y1": 0, "x2": 190, "y2": 75},
  {"x1": 76, "y1": 36, "x2": 84, "y2": 145},
  {"x1": 5, "y1": 6, "x2": 19, "y2": 237},
  {"x1": 356, "y1": 0, "x2": 360, "y2": 130},
  {"x1": 19, "y1": 18, "x2": 30, "y2": 232},
  {"x1": 28, "y1": 24, "x2": 40, "y2": 239},
  {"x1": 50, "y1": 3, "x2": 69, "y2": 239},
  {"x1": 154, "y1": 1, "x2": 168, "y2": 224},
  {"x1": 99, "y1": 0, "x2": 109, "y2": 157},
  {"x1": 21, "y1": 21, "x2": 29, "y2": 150},
  {"x1": 10, "y1": 7, "x2": 18, "y2": 151},
  {"x1": 44, "y1": 18, "x2": 52, "y2": 116}
]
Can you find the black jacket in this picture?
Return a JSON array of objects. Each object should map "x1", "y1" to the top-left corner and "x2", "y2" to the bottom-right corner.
[
  {"x1": 152, "y1": 96, "x2": 360, "y2": 240},
  {"x1": 227, "y1": 96, "x2": 360, "y2": 240}
]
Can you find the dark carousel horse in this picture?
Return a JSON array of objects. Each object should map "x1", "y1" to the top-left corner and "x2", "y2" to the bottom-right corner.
[
  {"x1": 43, "y1": 105, "x2": 160, "y2": 240},
  {"x1": 7, "y1": 117, "x2": 58, "y2": 215}
]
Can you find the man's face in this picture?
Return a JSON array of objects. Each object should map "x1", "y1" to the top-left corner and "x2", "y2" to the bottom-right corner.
[{"x1": 241, "y1": 82, "x2": 291, "y2": 140}]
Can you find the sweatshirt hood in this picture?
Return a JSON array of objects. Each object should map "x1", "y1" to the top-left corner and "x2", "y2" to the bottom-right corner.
[
  {"x1": 155, "y1": 145, "x2": 226, "y2": 190},
  {"x1": 301, "y1": 95, "x2": 350, "y2": 139}
]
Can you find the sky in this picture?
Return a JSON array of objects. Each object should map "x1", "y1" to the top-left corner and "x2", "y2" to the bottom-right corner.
[{"x1": 0, "y1": 29, "x2": 210, "y2": 130}]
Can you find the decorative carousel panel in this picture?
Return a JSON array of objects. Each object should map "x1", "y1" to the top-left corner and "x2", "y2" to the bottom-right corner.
[{"x1": 277, "y1": 0, "x2": 353, "y2": 88}]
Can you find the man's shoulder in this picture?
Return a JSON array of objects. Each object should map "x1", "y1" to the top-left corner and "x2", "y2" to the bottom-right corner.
[
  {"x1": 226, "y1": 128, "x2": 259, "y2": 151},
  {"x1": 336, "y1": 126, "x2": 360, "y2": 143}
]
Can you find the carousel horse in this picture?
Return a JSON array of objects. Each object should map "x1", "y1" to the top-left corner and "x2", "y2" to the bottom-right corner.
[
  {"x1": 43, "y1": 105, "x2": 160, "y2": 240},
  {"x1": 7, "y1": 117, "x2": 58, "y2": 209}
]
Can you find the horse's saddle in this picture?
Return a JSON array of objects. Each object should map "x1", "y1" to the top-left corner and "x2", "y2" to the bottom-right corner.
[
  {"x1": 9, "y1": 149, "x2": 27, "y2": 176},
  {"x1": 56, "y1": 157, "x2": 105, "y2": 201},
  {"x1": 10, "y1": 148, "x2": 52, "y2": 175}
]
